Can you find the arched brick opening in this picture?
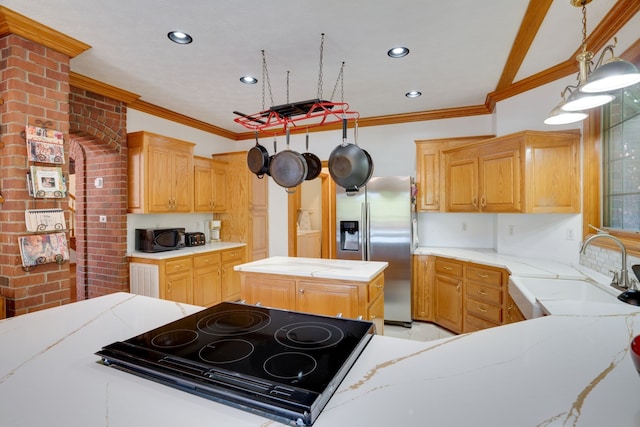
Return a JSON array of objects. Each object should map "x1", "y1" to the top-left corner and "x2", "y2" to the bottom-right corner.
[{"x1": 68, "y1": 87, "x2": 128, "y2": 299}]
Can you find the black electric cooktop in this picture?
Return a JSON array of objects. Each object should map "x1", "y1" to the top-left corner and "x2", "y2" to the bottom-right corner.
[{"x1": 96, "y1": 302, "x2": 375, "y2": 426}]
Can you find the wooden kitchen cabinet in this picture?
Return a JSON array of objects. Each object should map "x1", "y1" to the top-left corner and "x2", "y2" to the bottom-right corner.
[
  {"x1": 127, "y1": 131, "x2": 195, "y2": 213},
  {"x1": 239, "y1": 271, "x2": 384, "y2": 326},
  {"x1": 193, "y1": 156, "x2": 227, "y2": 213},
  {"x1": 463, "y1": 263, "x2": 508, "y2": 333},
  {"x1": 434, "y1": 258, "x2": 464, "y2": 333},
  {"x1": 129, "y1": 246, "x2": 246, "y2": 305},
  {"x1": 415, "y1": 135, "x2": 493, "y2": 212},
  {"x1": 442, "y1": 129, "x2": 580, "y2": 214},
  {"x1": 162, "y1": 256, "x2": 194, "y2": 304},
  {"x1": 214, "y1": 151, "x2": 268, "y2": 261},
  {"x1": 0, "y1": 296, "x2": 5, "y2": 319},
  {"x1": 193, "y1": 252, "x2": 222, "y2": 307},
  {"x1": 505, "y1": 293, "x2": 526, "y2": 324},
  {"x1": 221, "y1": 248, "x2": 246, "y2": 301},
  {"x1": 412, "y1": 254, "x2": 432, "y2": 321},
  {"x1": 445, "y1": 139, "x2": 521, "y2": 212}
]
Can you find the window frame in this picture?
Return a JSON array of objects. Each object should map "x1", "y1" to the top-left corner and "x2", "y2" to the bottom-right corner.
[{"x1": 582, "y1": 47, "x2": 640, "y2": 256}]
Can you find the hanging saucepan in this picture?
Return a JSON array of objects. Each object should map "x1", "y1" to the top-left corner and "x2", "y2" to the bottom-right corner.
[
  {"x1": 246, "y1": 131, "x2": 270, "y2": 178},
  {"x1": 302, "y1": 129, "x2": 322, "y2": 181},
  {"x1": 329, "y1": 119, "x2": 373, "y2": 192},
  {"x1": 269, "y1": 127, "x2": 308, "y2": 192}
]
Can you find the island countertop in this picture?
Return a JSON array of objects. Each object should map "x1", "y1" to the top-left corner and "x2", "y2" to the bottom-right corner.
[
  {"x1": 233, "y1": 256, "x2": 389, "y2": 282},
  {"x1": 2, "y1": 292, "x2": 640, "y2": 426}
]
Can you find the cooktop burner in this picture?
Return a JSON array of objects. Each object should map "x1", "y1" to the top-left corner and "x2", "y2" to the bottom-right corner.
[{"x1": 96, "y1": 301, "x2": 374, "y2": 426}]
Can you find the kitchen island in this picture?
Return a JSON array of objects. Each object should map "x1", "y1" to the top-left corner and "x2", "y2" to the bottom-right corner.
[
  {"x1": 1, "y1": 292, "x2": 640, "y2": 426},
  {"x1": 235, "y1": 256, "x2": 387, "y2": 332}
]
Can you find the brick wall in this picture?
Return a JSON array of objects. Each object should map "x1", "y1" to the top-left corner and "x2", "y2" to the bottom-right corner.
[
  {"x1": 0, "y1": 34, "x2": 71, "y2": 316},
  {"x1": 69, "y1": 88, "x2": 128, "y2": 300}
]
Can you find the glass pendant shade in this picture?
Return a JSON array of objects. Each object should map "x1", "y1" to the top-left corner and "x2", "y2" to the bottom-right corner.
[
  {"x1": 544, "y1": 101, "x2": 588, "y2": 125},
  {"x1": 581, "y1": 58, "x2": 640, "y2": 93},
  {"x1": 561, "y1": 89, "x2": 615, "y2": 111}
]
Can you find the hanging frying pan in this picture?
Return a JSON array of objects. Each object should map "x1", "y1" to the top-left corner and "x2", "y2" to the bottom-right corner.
[
  {"x1": 328, "y1": 119, "x2": 373, "y2": 192},
  {"x1": 269, "y1": 127, "x2": 308, "y2": 191},
  {"x1": 266, "y1": 137, "x2": 277, "y2": 177},
  {"x1": 302, "y1": 129, "x2": 322, "y2": 180},
  {"x1": 246, "y1": 131, "x2": 270, "y2": 178}
]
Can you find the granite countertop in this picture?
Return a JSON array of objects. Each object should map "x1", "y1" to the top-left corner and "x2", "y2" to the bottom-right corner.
[
  {"x1": 234, "y1": 256, "x2": 388, "y2": 282},
  {"x1": 128, "y1": 242, "x2": 246, "y2": 260},
  {"x1": 2, "y1": 292, "x2": 640, "y2": 426}
]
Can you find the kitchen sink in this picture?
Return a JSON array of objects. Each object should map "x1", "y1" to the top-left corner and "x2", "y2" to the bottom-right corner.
[{"x1": 509, "y1": 277, "x2": 621, "y2": 319}]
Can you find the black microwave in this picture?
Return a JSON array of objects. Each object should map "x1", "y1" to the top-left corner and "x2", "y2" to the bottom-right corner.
[{"x1": 135, "y1": 228, "x2": 185, "y2": 253}]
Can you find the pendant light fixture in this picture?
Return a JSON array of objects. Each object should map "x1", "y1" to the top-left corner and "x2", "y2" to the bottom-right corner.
[{"x1": 545, "y1": 0, "x2": 640, "y2": 124}]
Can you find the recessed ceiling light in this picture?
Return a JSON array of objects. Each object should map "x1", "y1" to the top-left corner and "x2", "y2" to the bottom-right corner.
[
  {"x1": 240, "y1": 76, "x2": 258, "y2": 85},
  {"x1": 388, "y1": 47, "x2": 409, "y2": 58},
  {"x1": 167, "y1": 31, "x2": 193, "y2": 44},
  {"x1": 406, "y1": 91, "x2": 422, "y2": 98}
]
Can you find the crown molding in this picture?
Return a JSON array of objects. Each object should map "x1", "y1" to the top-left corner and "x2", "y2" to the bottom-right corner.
[
  {"x1": 0, "y1": 6, "x2": 90, "y2": 57},
  {"x1": 70, "y1": 72, "x2": 140, "y2": 104}
]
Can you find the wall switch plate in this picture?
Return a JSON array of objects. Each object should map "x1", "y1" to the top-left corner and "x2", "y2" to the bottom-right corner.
[
  {"x1": 94, "y1": 177, "x2": 103, "y2": 188},
  {"x1": 99, "y1": 215, "x2": 107, "y2": 223}
]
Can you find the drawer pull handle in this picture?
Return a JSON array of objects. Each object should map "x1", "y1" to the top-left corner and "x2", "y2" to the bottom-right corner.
[
  {"x1": 477, "y1": 289, "x2": 487, "y2": 295},
  {"x1": 375, "y1": 284, "x2": 383, "y2": 289},
  {"x1": 370, "y1": 315, "x2": 376, "y2": 320},
  {"x1": 477, "y1": 273, "x2": 489, "y2": 278},
  {"x1": 477, "y1": 306, "x2": 487, "y2": 313},
  {"x1": 443, "y1": 266, "x2": 453, "y2": 271},
  {"x1": 357, "y1": 315, "x2": 363, "y2": 320}
]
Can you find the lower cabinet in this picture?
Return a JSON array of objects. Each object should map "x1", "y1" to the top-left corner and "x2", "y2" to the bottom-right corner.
[
  {"x1": 129, "y1": 246, "x2": 246, "y2": 306},
  {"x1": 240, "y1": 272, "x2": 385, "y2": 333},
  {"x1": 412, "y1": 255, "x2": 519, "y2": 334}
]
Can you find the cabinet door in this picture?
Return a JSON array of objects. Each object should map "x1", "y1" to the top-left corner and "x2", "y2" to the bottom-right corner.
[
  {"x1": 148, "y1": 145, "x2": 173, "y2": 212},
  {"x1": 249, "y1": 210, "x2": 268, "y2": 261},
  {"x1": 368, "y1": 294, "x2": 384, "y2": 335},
  {"x1": 434, "y1": 274, "x2": 462, "y2": 333},
  {"x1": 241, "y1": 275, "x2": 296, "y2": 310},
  {"x1": 211, "y1": 160, "x2": 227, "y2": 212},
  {"x1": 194, "y1": 159, "x2": 214, "y2": 212},
  {"x1": 296, "y1": 281, "x2": 360, "y2": 318},
  {"x1": 446, "y1": 155, "x2": 478, "y2": 212},
  {"x1": 250, "y1": 172, "x2": 268, "y2": 210},
  {"x1": 412, "y1": 255, "x2": 431, "y2": 321},
  {"x1": 164, "y1": 271, "x2": 192, "y2": 304},
  {"x1": 221, "y1": 249, "x2": 246, "y2": 302},
  {"x1": 173, "y1": 150, "x2": 193, "y2": 212},
  {"x1": 416, "y1": 144, "x2": 440, "y2": 211},
  {"x1": 193, "y1": 253, "x2": 222, "y2": 307},
  {"x1": 480, "y1": 148, "x2": 520, "y2": 212}
]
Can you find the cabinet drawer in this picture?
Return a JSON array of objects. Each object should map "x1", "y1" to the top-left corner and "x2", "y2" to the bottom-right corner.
[
  {"x1": 466, "y1": 265, "x2": 502, "y2": 287},
  {"x1": 466, "y1": 298, "x2": 502, "y2": 323},
  {"x1": 466, "y1": 281, "x2": 502, "y2": 305},
  {"x1": 194, "y1": 252, "x2": 221, "y2": 269},
  {"x1": 464, "y1": 314, "x2": 499, "y2": 332},
  {"x1": 435, "y1": 259, "x2": 463, "y2": 277},
  {"x1": 368, "y1": 274, "x2": 384, "y2": 302},
  {"x1": 165, "y1": 257, "x2": 193, "y2": 274},
  {"x1": 221, "y1": 248, "x2": 244, "y2": 263}
]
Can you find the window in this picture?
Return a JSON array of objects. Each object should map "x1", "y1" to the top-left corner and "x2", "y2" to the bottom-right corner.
[{"x1": 602, "y1": 82, "x2": 640, "y2": 231}]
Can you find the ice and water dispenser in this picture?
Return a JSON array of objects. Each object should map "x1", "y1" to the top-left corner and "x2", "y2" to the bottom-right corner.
[{"x1": 339, "y1": 221, "x2": 360, "y2": 251}]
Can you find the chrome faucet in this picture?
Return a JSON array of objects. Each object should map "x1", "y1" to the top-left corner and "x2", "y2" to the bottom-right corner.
[{"x1": 580, "y1": 232, "x2": 636, "y2": 291}]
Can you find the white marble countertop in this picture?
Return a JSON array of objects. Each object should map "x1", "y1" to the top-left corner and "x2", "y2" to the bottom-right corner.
[
  {"x1": 128, "y1": 242, "x2": 246, "y2": 260},
  {"x1": 234, "y1": 256, "x2": 388, "y2": 282},
  {"x1": 2, "y1": 292, "x2": 640, "y2": 426}
]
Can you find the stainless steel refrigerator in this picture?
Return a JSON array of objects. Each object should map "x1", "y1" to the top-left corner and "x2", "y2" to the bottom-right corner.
[{"x1": 335, "y1": 176, "x2": 416, "y2": 327}]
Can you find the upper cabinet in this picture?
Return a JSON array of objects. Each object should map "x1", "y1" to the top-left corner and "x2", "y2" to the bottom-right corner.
[
  {"x1": 415, "y1": 135, "x2": 494, "y2": 212},
  {"x1": 194, "y1": 156, "x2": 227, "y2": 213},
  {"x1": 128, "y1": 131, "x2": 195, "y2": 213},
  {"x1": 417, "y1": 130, "x2": 580, "y2": 214}
]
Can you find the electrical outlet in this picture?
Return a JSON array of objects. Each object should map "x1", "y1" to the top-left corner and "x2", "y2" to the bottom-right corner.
[
  {"x1": 566, "y1": 228, "x2": 575, "y2": 240},
  {"x1": 461, "y1": 222, "x2": 467, "y2": 231},
  {"x1": 508, "y1": 225, "x2": 515, "y2": 236},
  {"x1": 99, "y1": 215, "x2": 107, "y2": 223}
]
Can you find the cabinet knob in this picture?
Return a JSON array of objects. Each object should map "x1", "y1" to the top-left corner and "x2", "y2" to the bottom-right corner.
[
  {"x1": 298, "y1": 289, "x2": 305, "y2": 294},
  {"x1": 336, "y1": 313, "x2": 343, "y2": 318}
]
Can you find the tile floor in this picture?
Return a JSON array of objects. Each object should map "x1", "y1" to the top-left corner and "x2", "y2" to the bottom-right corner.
[{"x1": 383, "y1": 321, "x2": 456, "y2": 342}]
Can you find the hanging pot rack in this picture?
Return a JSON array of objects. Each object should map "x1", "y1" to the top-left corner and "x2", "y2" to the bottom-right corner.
[{"x1": 233, "y1": 34, "x2": 359, "y2": 133}]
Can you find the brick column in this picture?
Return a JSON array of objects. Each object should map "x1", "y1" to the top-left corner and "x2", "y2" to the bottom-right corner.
[{"x1": 0, "y1": 34, "x2": 72, "y2": 316}]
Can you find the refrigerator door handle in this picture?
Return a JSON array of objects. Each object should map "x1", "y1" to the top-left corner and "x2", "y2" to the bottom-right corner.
[{"x1": 362, "y1": 201, "x2": 370, "y2": 261}]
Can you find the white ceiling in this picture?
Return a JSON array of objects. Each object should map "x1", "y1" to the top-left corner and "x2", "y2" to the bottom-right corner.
[{"x1": 1, "y1": 0, "x2": 635, "y2": 136}]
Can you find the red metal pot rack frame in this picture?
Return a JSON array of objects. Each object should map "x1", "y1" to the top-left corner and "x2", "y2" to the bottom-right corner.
[{"x1": 233, "y1": 99, "x2": 359, "y2": 133}]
